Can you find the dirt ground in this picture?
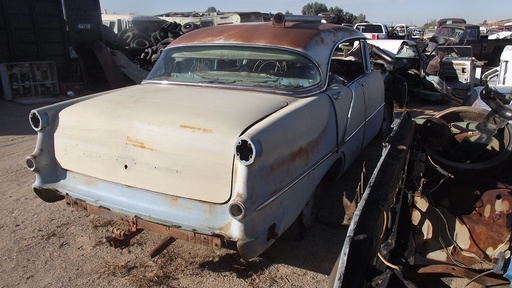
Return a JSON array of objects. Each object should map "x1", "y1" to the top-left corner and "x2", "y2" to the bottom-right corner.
[{"x1": 0, "y1": 96, "x2": 471, "y2": 288}]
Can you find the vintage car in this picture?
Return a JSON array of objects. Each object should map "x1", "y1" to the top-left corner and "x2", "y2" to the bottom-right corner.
[
  {"x1": 25, "y1": 13, "x2": 391, "y2": 260},
  {"x1": 354, "y1": 22, "x2": 389, "y2": 39}
]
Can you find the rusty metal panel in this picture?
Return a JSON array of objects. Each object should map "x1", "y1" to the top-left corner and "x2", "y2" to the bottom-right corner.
[
  {"x1": 66, "y1": 195, "x2": 224, "y2": 251},
  {"x1": 330, "y1": 112, "x2": 417, "y2": 288},
  {"x1": 170, "y1": 21, "x2": 364, "y2": 71},
  {"x1": 412, "y1": 183, "x2": 512, "y2": 268}
]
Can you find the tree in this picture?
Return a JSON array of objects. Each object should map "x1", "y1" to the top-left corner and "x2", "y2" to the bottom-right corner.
[
  {"x1": 355, "y1": 13, "x2": 366, "y2": 24},
  {"x1": 329, "y1": 6, "x2": 343, "y2": 15},
  {"x1": 422, "y1": 19, "x2": 437, "y2": 29},
  {"x1": 206, "y1": 6, "x2": 217, "y2": 13},
  {"x1": 301, "y1": 2, "x2": 328, "y2": 15},
  {"x1": 301, "y1": 2, "x2": 360, "y2": 25}
]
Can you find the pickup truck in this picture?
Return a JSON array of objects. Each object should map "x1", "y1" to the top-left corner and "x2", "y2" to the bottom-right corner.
[
  {"x1": 354, "y1": 22, "x2": 389, "y2": 39},
  {"x1": 429, "y1": 23, "x2": 512, "y2": 66}
]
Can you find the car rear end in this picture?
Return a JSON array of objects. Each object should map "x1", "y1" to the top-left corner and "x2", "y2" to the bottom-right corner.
[{"x1": 354, "y1": 23, "x2": 388, "y2": 39}]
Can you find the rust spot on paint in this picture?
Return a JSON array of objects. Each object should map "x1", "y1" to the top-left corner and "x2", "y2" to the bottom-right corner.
[
  {"x1": 218, "y1": 220, "x2": 233, "y2": 235},
  {"x1": 179, "y1": 124, "x2": 214, "y2": 134},
  {"x1": 126, "y1": 136, "x2": 155, "y2": 151},
  {"x1": 267, "y1": 124, "x2": 326, "y2": 175}
]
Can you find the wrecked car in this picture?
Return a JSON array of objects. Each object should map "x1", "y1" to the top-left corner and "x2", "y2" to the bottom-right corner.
[
  {"x1": 330, "y1": 83, "x2": 512, "y2": 287},
  {"x1": 368, "y1": 39, "x2": 486, "y2": 106},
  {"x1": 428, "y1": 23, "x2": 512, "y2": 66},
  {"x1": 330, "y1": 86, "x2": 512, "y2": 287},
  {"x1": 366, "y1": 39, "x2": 453, "y2": 105},
  {"x1": 26, "y1": 13, "x2": 391, "y2": 260}
]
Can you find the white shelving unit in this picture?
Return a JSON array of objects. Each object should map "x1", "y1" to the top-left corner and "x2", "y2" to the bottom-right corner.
[{"x1": 0, "y1": 61, "x2": 59, "y2": 101}]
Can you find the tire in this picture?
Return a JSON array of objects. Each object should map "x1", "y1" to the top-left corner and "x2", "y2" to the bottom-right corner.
[
  {"x1": 281, "y1": 183, "x2": 322, "y2": 240},
  {"x1": 300, "y1": 183, "x2": 321, "y2": 228},
  {"x1": 131, "y1": 37, "x2": 150, "y2": 49},
  {"x1": 157, "y1": 37, "x2": 174, "y2": 50},
  {"x1": 181, "y1": 22, "x2": 198, "y2": 34},
  {"x1": 121, "y1": 30, "x2": 135, "y2": 46},
  {"x1": 425, "y1": 106, "x2": 512, "y2": 175}
]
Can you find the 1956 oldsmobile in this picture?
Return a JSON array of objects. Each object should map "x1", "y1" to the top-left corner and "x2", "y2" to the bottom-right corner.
[{"x1": 26, "y1": 13, "x2": 392, "y2": 260}]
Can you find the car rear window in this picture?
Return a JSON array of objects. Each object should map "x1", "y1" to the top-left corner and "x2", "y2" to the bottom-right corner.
[
  {"x1": 356, "y1": 24, "x2": 385, "y2": 33},
  {"x1": 145, "y1": 45, "x2": 321, "y2": 91}
]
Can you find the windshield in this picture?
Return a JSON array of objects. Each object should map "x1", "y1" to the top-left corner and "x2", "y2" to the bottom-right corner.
[
  {"x1": 437, "y1": 26, "x2": 465, "y2": 39},
  {"x1": 144, "y1": 45, "x2": 321, "y2": 91}
]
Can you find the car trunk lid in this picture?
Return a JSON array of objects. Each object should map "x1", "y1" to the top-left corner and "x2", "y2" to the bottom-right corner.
[{"x1": 54, "y1": 85, "x2": 288, "y2": 203}]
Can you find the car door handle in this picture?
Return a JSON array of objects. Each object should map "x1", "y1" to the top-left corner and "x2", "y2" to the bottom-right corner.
[{"x1": 331, "y1": 91, "x2": 342, "y2": 100}]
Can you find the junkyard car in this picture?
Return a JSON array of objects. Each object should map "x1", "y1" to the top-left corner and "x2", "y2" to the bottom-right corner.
[
  {"x1": 354, "y1": 22, "x2": 389, "y2": 39},
  {"x1": 26, "y1": 13, "x2": 391, "y2": 260},
  {"x1": 411, "y1": 28, "x2": 423, "y2": 39}
]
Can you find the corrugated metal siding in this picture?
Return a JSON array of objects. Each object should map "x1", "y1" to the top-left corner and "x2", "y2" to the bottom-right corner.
[{"x1": 0, "y1": 0, "x2": 68, "y2": 79}]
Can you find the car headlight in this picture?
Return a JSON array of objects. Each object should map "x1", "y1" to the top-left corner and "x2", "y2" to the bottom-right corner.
[{"x1": 235, "y1": 137, "x2": 261, "y2": 165}]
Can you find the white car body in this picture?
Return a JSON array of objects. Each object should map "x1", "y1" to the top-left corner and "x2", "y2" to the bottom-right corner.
[{"x1": 26, "y1": 14, "x2": 389, "y2": 260}]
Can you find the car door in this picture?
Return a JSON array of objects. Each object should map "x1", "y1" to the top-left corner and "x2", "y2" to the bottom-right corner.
[
  {"x1": 326, "y1": 39, "x2": 370, "y2": 166},
  {"x1": 360, "y1": 71, "x2": 385, "y2": 147}
]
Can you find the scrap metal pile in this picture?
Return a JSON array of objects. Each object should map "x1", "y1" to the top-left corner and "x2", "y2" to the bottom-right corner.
[
  {"x1": 330, "y1": 86, "x2": 512, "y2": 287},
  {"x1": 102, "y1": 21, "x2": 202, "y2": 71}
]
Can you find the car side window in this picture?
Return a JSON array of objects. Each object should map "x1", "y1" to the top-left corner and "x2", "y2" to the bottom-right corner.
[
  {"x1": 396, "y1": 45, "x2": 419, "y2": 59},
  {"x1": 329, "y1": 40, "x2": 365, "y2": 84}
]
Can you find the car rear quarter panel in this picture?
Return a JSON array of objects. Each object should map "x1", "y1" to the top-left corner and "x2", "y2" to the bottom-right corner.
[
  {"x1": 231, "y1": 94, "x2": 337, "y2": 236},
  {"x1": 234, "y1": 94, "x2": 336, "y2": 203}
]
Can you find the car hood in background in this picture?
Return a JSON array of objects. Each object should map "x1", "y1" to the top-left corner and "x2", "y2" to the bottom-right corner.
[{"x1": 54, "y1": 84, "x2": 288, "y2": 203}]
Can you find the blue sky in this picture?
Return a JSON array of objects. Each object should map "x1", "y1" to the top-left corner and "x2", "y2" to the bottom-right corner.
[{"x1": 99, "y1": 0, "x2": 510, "y2": 27}]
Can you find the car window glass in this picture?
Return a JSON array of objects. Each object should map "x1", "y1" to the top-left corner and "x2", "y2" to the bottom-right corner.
[
  {"x1": 356, "y1": 24, "x2": 384, "y2": 33},
  {"x1": 329, "y1": 39, "x2": 365, "y2": 84},
  {"x1": 145, "y1": 46, "x2": 321, "y2": 91},
  {"x1": 396, "y1": 44, "x2": 419, "y2": 59}
]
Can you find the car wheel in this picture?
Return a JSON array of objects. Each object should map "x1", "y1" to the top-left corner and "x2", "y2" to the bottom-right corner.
[
  {"x1": 281, "y1": 183, "x2": 322, "y2": 240},
  {"x1": 301, "y1": 183, "x2": 321, "y2": 228},
  {"x1": 425, "y1": 107, "x2": 512, "y2": 175}
]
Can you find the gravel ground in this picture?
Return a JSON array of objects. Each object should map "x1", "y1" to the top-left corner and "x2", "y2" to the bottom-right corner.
[
  {"x1": 1, "y1": 96, "x2": 485, "y2": 288},
  {"x1": 0, "y1": 97, "x2": 370, "y2": 288}
]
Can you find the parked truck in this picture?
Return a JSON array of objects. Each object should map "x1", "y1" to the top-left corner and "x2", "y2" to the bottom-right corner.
[{"x1": 429, "y1": 23, "x2": 512, "y2": 66}]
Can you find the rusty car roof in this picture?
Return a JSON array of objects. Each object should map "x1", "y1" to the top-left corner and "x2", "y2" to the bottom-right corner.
[{"x1": 169, "y1": 21, "x2": 365, "y2": 62}]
